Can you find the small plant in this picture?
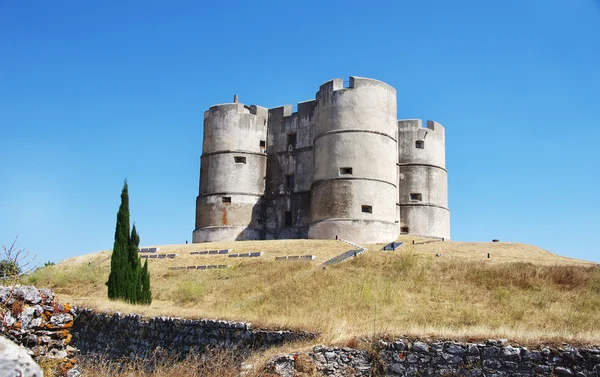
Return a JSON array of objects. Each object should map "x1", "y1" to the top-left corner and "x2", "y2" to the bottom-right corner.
[
  {"x1": 1, "y1": 236, "x2": 36, "y2": 285},
  {"x1": 10, "y1": 301, "x2": 24, "y2": 316}
]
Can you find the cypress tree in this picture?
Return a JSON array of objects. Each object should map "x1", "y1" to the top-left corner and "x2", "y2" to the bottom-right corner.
[
  {"x1": 127, "y1": 224, "x2": 141, "y2": 303},
  {"x1": 140, "y1": 259, "x2": 152, "y2": 305},
  {"x1": 106, "y1": 180, "x2": 151, "y2": 304},
  {"x1": 106, "y1": 180, "x2": 130, "y2": 300}
]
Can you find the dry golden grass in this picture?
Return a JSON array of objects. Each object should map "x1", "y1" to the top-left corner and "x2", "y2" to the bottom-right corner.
[
  {"x1": 25, "y1": 238, "x2": 600, "y2": 345},
  {"x1": 77, "y1": 349, "x2": 245, "y2": 377}
]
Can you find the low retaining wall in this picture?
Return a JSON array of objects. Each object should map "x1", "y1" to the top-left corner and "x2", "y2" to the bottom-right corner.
[
  {"x1": 269, "y1": 339, "x2": 600, "y2": 377},
  {"x1": 71, "y1": 309, "x2": 317, "y2": 359}
]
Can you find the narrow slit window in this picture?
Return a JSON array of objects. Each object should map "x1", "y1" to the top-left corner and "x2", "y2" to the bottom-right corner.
[
  {"x1": 416, "y1": 140, "x2": 424, "y2": 149},
  {"x1": 410, "y1": 193, "x2": 422, "y2": 201},
  {"x1": 259, "y1": 140, "x2": 266, "y2": 147},
  {"x1": 361, "y1": 205, "x2": 372, "y2": 214},
  {"x1": 400, "y1": 226, "x2": 409, "y2": 234},
  {"x1": 234, "y1": 156, "x2": 246, "y2": 164},
  {"x1": 339, "y1": 167, "x2": 353, "y2": 175},
  {"x1": 286, "y1": 174, "x2": 295, "y2": 190},
  {"x1": 287, "y1": 133, "x2": 297, "y2": 148},
  {"x1": 284, "y1": 211, "x2": 293, "y2": 227},
  {"x1": 222, "y1": 197, "x2": 231, "y2": 203}
]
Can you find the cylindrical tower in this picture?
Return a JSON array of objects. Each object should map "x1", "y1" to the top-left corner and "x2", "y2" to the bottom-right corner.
[
  {"x1": 308, "y1": 76, "x2": 399, "y2": 244},
  {"x1": 193, "y1": 102, "x2": 268, "y2": 243},
  {"x1": 397, "y1": 119, "x2": 450, "y2": 239}
]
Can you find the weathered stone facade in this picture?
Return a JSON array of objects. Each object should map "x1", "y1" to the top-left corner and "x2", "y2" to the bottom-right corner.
[
  {"x1": 194, "y1": 76, "x2": 450, "y2": 244},
  {"x1": 268, "y1": 340, "x2": 600, "y2": 376}
]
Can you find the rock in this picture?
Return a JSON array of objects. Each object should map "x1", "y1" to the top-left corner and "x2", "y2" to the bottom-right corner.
[
  {"x1": 413, "y1": 341, "x2": 430, "y2": 352},
  {"x1": 0, "y1": 335, "x2": 43, "y2": 377}
]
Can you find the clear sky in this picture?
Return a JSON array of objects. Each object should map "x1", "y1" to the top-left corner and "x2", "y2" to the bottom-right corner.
[{"x1": 1, "y1": 0, "x2": 599, "y2": 266}]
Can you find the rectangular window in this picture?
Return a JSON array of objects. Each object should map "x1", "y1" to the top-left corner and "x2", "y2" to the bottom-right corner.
[
  {"x1": 222, "y1": 197, "x2": 231, "y2": 203},
  {"x1": 416, "y1": 140, "x2": 424, "y2": 149},
  {"x1": 259, "y1": 140, "x2": 266, "y2": 147},
  {"x1": 400, "y1": 226, "x2": 409, "y2": 234},
  {"x1": 286, "y1": 174, "x2": 295, "y2": 190},
  {"x1": 287, "y1": 133, "x2": 297, "y2": 148},
  {"x1": 284, "y1": 211, "x2": 293, "y2": 227},
  {"x1": 410, "y1": 193, "x2": 422, "y2": 201},
  {"x1": 234, "y1": 156, "x2": 246, "y2": 164},
  {"x1": 339, "y1": 167, "x2": 353, "y2": 175},
  {"x1": 361, "y1": 205, "x2": 372, "y2": 214}
]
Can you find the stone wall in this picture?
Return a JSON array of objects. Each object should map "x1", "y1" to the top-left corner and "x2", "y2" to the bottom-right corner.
[
  {"x1": 71, "y1": 308, "x2": 317, "y2": 359},
  {"x1": 0, "y1": 286, "x2": 78, "y2": 376},
  {"x1": 269, "y1": 339, "x2": 600, "y2": 377}
]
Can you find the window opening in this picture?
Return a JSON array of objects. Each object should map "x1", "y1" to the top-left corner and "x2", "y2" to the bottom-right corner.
[
  {"x1": 286, "y1": 174, "x2": 295, "y2": 190},
  {"x1": 287, "y1": 133, "x2": 297, "y2": 148},
  {"x1": 339, "y1": 167, "x2": 353, "y2": 175},
  {"x1": 284, "y1": 211, "x2": 293, "y2": 227},
  {"x1": 259, "y1": 140, "x2": 266, "y2": 147},
  {"x1": 361, "y1": 205, "x2": 372, "y2": 214},
  {"x1": 222, "y1": 197, "x2": 231, "y2": 203},
  {"x1": 410, "y1": 193, "x2": 422, "y2": 201},
  {"x1": 400, "y1": 226, "x2": 409, "y2": 234},
  {"x1": 416, "y1": 140, "x2": 424, "y2": 149},
  {"x1": 234, "y1": 156, "x2": 246, "y2": 164}
]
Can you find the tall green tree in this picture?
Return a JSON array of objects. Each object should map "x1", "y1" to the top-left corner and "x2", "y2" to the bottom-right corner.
[
  {"x1": 106, "y1": 180, "x2": 130, "y2": 300},
  {"x1": 106, "y1": 180, "x2": 151, "y2": 304},
  {"x1": 140, "y1": 258, "x2": 152, "y2": 305},
  {"x1": 127, "y1": 224, "x2": 141, "y2": 303}
]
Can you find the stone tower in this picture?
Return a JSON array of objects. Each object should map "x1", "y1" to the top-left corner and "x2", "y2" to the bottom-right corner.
[
  {"x1": 193, "y1": 102, "x2": 268, "y2": 242},
  {"x1": 397, "y1": 120, "x2": 450, "y2": 239},
  {"x1": 193, "y1": 77, "x2": 450, "y2": 244},
  {"x1": 307, "y1": 77, "x2": 400, "y2": 243}
]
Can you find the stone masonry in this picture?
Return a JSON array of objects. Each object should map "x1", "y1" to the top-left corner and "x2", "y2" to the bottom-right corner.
[
  {"x1": 0, "y1": 286, "x2": 79, "y2": 376},
  {"x1": 194, "y1": 76, "x2": 450, "y2": 244},
  {"x1": 268, "y1": 339, "x2": 600, "y2": 377},
  {"x1": 71, "y1": 308, "x2": 317, "y2": 359}
]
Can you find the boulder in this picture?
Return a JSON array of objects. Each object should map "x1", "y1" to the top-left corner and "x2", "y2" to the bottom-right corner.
[{"x1": 0, "y1": 335, "x2": 43, "y2": 376}]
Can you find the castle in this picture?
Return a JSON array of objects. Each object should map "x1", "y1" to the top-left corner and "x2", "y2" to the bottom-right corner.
[{"x1": 193, "y1": 76, "x2": 449, "y2": 244}]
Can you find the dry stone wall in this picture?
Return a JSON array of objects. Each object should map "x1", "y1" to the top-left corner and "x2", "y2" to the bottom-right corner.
[
  {"x1": 269, "y1": 339, "x2": 600, "y2": 377},
  {"x1": 71, "y1": 308, "x2": 317, "y2": 359},
  {"x1": 0, "y1": 286, "x2": 78, "y2": 376}
]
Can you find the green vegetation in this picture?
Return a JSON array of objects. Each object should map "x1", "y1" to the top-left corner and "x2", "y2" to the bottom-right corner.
[
  {"x1": 105, "y1": 180, "x2": 151, "y2": 305},
  {"x1": 0, "y1": 259, "x2": 20, "y2": 278}
]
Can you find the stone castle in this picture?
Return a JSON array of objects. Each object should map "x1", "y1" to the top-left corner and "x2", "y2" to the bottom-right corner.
[{"x1": 193, "y1": 76, "x2": 449, "y2": 244}]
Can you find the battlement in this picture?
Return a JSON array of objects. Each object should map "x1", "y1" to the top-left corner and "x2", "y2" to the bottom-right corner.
[
  {"x1": 206, "y1": 103, "x2": 268, "y2": 118},
  {"x1": 268, "y1": 99, "x2": 317, "y2": 120},
  {"x1": 316, "y1": 76, "x2": 396, "y2": 104},
  {"x1": 398, "y1": 119, "x2": 444, "y2": 132}
]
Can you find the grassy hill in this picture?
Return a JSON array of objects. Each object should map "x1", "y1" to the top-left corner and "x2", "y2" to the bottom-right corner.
[{"x1": 24, "y1": 237, "x2": 600, "y2": 345}]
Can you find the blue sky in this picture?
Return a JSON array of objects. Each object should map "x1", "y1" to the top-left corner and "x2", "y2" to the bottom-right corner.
[{"x1": 1, "y1": 0, "x2": 599, "y2": 265}]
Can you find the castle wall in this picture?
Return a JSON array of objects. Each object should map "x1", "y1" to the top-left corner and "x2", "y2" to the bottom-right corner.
[
  {"x1": 193, "y1": 104, "x2": 267, "y2": 243},
  {"x1": 263, "y1": 101, "x2": 316, "y2": 239},
  {"x1": 308, "y1": 77, "x2": 399, "y2": 244},
  {"x1": 193, "y1": 77, "x2": 450, "y2": 244},
  {"x1": 397, "y1": 120, "x2": 450, "y2": 239}
]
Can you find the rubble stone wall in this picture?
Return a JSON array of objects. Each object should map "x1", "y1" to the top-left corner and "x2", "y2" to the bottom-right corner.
[
  {"x1": 0, "y1": 286, "x2": 77, "y2": 375},
  {"x1": 269, "y1": 340, "x2": 600, "y2": 377},
  {"x1": 71, "y1": 308, "x2": 317, "y2": 359}
]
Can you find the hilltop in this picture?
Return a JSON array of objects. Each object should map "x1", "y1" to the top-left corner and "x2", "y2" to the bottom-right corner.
[{"x1": 24, "y1": 237, "x2": 600, "y2": 344}]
